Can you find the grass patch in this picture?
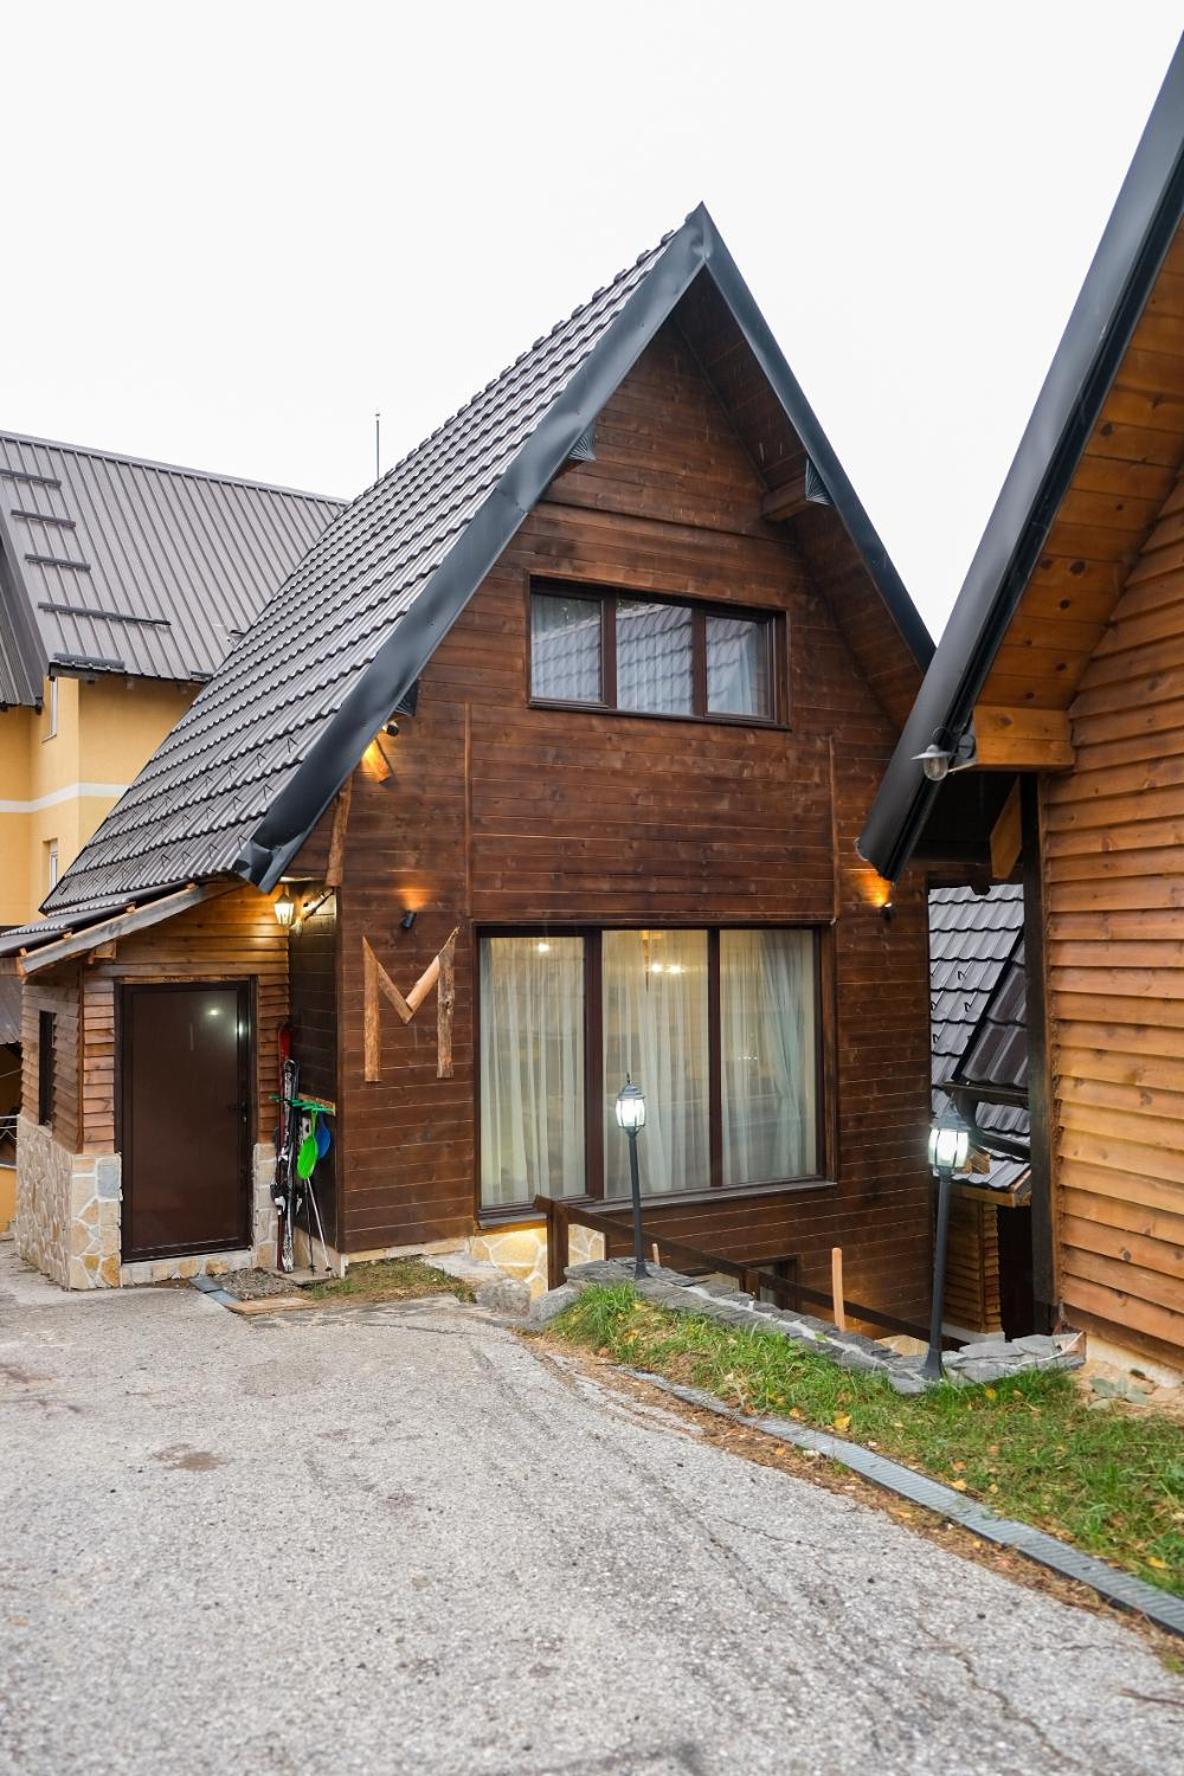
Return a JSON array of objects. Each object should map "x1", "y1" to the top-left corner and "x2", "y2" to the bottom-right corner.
[
  {"x1": 552, "y1": 1283, "x2": 1184, "y2": 1594},
  {"x1": 308, "y1": 1258, "x2": 473, "y2": 1305}
]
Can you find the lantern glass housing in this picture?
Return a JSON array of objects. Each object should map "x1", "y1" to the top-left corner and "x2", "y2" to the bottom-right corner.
[
  {"x1": 273, "y1": 890, "x2": 296, "y2": 929},
  {"x1": 928, "y1": 1105, "x2": 971, "y2": 1175},
  {"x1": 615, "y1": 1078, "x2": 646, "y2": 1132}
]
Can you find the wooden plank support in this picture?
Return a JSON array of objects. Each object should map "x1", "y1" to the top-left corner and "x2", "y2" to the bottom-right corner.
[
  {"x1": 972, "y1": 704, "x2": 1075, "y2": 770},
  {"x1": 760, "y1": 465, "x2": 809, "y2": 523},
  {"x1": 831, "y1": 1245, "x2": 847, "y2": 1332},
  {"x1": 17, "y1": 881, "x2": 231, "y2": 975},
  {"x1": 325, "y1": 776, "x2": 353, "y2": 887},
  {"x1": 363, "y1": 927, "x2": 461, "y2": 1083},
  {"x1": 436, "y1": 928, "x2": 457, "y2": 1079},
  {"x1": 990, "y1": 780, "x2": 1023, "y2": 879}
]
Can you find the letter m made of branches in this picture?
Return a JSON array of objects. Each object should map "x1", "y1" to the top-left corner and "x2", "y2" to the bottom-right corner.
[{"x1": 363, "y1": 928, "x2": 459, "y2": 1083}]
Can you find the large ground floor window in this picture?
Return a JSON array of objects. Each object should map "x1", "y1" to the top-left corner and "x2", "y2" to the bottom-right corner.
[{"x1": 478, "y1": 927, "x2": 822, "y2": 1212}]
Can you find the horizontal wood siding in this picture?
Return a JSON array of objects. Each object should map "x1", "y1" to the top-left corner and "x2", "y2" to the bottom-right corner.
[
  {"x1": 1044, "y1": 460, "x2": 1184, "y2": 1363},
  {"x1": 77, "y1": 886, "x2": 288, "y2": 1153},
  {"x1": 21, "y1": 972, "x2": 82, "y2": 1151},
  {"x1": 333, "y1": 320, "x2": 932, "y2": 1322}
]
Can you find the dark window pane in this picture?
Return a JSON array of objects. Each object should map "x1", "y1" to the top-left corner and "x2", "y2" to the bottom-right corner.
[
  {"x1": 720, "y1": 929, "x2": 817, "y2": 1185},
  {"x1": 531, "y1": 593, "x2": 601, "y2": 703},
  {"x1": 602, "y1": 929, "x2": 710, "y2": 1196},
  {"x1": 707, "y1": 614, "x2": 772, "y2": 718},
  {"x1": 479, "y1": 936, "x2": 585, "y2": 1208},
  {"x1": 616, "y1": 600, "x2": 694, "y2": 714},
  {"x1": 38, "y1": 1010, "x2": 55, "y2": 1127}
]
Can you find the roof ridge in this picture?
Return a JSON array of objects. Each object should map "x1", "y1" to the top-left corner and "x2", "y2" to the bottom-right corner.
[{"x1": 0, "y1": 428, "x2": 348, "y2": 505}]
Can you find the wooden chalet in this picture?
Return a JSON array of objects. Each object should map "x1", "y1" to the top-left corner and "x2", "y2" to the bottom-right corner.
[
  {"x1": 2, "y1": 206, "x2": 936, "y2": 1318},
  {"x1": 861, "y1": 39, "x2": 1184, "y2": 1377}
]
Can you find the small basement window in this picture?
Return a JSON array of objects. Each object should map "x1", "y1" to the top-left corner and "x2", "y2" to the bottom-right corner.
[
  {"x1": 38, "y1": 1010, "x2": 55, "y2": 1127},
  {"x1": 530, "y1": 582, "x2": 778, "y2": 724}
]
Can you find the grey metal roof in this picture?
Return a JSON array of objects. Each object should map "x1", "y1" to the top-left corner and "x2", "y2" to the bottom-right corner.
[
  {"x1": 46, "y1": 204, "x2": 929, "y2": 917},
  {"x1": 929, "y1": 885, "x2": 1029, "y2": 1185},
  {"x1": 0, "y1": 430, "x2": 344, "y2": 706}
]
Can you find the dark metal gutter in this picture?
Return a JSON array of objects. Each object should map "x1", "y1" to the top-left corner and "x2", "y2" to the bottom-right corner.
[
  {"x1": 858, "y1": 35, "x2": 1184, "y2": 881},
  {"x1": 237, "y1": 204, "x2": 930, "y2": 892}
]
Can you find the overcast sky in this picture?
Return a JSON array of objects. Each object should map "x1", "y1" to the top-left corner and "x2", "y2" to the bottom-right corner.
[{"x1": 4, "y1": 4, "x2": 1180, "y2": 640}]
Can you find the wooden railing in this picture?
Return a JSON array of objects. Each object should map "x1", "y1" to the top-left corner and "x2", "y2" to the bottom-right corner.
[{"x1": 534, "y1": 1194, "x2": 930, "y2": 1342}]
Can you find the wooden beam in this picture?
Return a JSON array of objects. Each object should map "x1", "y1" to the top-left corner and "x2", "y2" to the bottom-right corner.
[
  {"x1": 18, "y1": 882, "x2": 231, "y2": 975},
  {"x1": 325, "y1": 776, "x2": 353, "y2": 887},
  {"x1": 831, "y1": 1246, "x2": 846, "y2": 1332},
  {"x1": 760, "y1": 465, "x2": 809, "y2": 523},
  {"x1": 436, "y1": 928, "x2": 457, "y2": 1079},
  {"x1": 990, "y1": 780, "x2": 1023, "y2": 879},
  {"x1": 973, "y1": 704, "x2": 1075, "y2": 770}
]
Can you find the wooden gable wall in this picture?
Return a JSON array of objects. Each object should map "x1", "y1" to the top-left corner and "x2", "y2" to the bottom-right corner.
[
  {"x1": 1041, "y1": 458, "x2": 1184, "y2": 1364},
  {"x1": 326, "y1": 321, "x2": 933, "y2": 1319}
]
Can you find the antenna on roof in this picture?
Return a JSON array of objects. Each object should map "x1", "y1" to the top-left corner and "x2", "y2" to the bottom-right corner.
[{"x1": 375, "y1": 410, "x2": 381, "y2": 481}]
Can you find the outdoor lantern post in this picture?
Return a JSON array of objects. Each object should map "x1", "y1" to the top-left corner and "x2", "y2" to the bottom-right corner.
[
  {"x1": 922, "y1": 1102, "x2": 972, "y2": 1380},
  {"x1": 615, "y1": 1077, "x2": 648, "y2": 1280}
]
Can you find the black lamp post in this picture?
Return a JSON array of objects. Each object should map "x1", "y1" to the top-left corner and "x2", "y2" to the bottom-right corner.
[
  {"x1": 921, "y1": 1102, "x2": 972, "y2": 1380},
  {"x1": 615, "y1": 1076, "x2": 648, "y2": 1280}
]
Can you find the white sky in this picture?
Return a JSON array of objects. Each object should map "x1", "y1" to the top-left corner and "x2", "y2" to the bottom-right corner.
[{"x1": 4, "y1": 3, "x2": 1180, "y2": 641}]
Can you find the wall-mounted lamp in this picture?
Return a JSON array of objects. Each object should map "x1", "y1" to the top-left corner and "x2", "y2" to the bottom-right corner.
[
  {"x1": 273, "y1": 889, "x2": 297, "y2": 929},
  {"x1": 400, "y1": 909, "x2": 417, "y2": 932},
  {"x1": 880, "y1": 899, "x2": 894, "y2": 925},
  {"x1": 384, "y1": 719, "x2": 400, "y2": 739},
  {"x1": 913, "y1": 730, "x2": 976, "y2": 783}
]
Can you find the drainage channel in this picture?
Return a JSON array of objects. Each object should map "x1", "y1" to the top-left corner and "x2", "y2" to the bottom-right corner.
[{"x1": 626, "y1": 1369, "x2": 1184, "y2": 1638}]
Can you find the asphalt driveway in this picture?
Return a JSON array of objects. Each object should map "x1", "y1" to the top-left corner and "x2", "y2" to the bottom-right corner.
[{"x1": 1, "y1": 1244, "x2": 1181, "y2": 1776}]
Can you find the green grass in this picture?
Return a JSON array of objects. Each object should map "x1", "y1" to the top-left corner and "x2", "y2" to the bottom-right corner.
[
  {"x1": 308, "y1": 1258, "x2": 474, "y2": 1304},
  {"x1": 551, "y1": 1283, "x2": 1184, "y2": 1594}
]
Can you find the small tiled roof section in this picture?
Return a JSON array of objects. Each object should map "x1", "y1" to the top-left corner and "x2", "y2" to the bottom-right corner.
[
  {"x1": 929, "y1": 885, "x2": 1029, "y2": 1185},
  {"x1": 46, "y1": 205, "x2": 929, "y2": 916},
  {"x1": 0, "y1": 431, "x2": 344, "y2": 706}
]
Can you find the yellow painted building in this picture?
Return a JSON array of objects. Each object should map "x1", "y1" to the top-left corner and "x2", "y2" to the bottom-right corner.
[{"x1": 0, "y1": 427, "x2": 344, "y2": 1225}]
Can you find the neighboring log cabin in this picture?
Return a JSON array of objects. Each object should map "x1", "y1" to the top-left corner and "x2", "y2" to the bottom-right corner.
[
  {"x1": 1, "y1": 206, "x2": 936, "y2": 1319},
  {"x1": 861, "y1": 42, "x2": 1184, "y2": 1378}
]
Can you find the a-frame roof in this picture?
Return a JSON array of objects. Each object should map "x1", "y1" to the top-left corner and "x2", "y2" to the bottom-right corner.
[
  {"x1": 0, "y1": 430, "x2": 343, "y2": 707},
  {"x1": 860, "y1": 36, "x2": 1184, "y2": 880},
  {"x1": 44, "y1": 204, "x2": 930, "y2": 919}
]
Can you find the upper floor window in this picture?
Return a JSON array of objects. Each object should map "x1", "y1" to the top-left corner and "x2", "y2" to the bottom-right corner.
[{"x1": 530, "y1": 583, "x2": 778, "y2": 723}]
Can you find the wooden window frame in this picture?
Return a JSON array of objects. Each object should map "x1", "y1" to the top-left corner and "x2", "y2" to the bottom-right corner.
[
  {"x1": 37, "y1": 1009, "x2": 55, "y2": 1128},
  {"x1": 475, "y1": 923, "x2": 835, "y2": 1224},
  {"x1": 527, "y1": 578, "x2": 786, "y2": 729}
]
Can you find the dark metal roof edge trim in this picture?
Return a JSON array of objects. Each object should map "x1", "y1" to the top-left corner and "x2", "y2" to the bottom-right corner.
[
  {"x1": 236, "y1": 204, "x2": 930, "y2": 892},
  {"x1": 858, "y1": 35, "x2": 1184, "y2": 881}
]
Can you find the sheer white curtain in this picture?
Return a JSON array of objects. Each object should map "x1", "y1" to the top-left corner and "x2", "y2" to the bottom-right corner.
[
  {"x1": 720, "y1": 929, "x2": 817, "y2": 1185},
  {"x1": 603, "y1": 930, "x2": 710, "y2": 1196},
  {"x1": 480, "y1": 938, "x2": 584, "y2": 1208},
  {"x1": 616, "y1": 601, "x2": 694, "y2": 714},
  {"x1": 706, "y1": 614, "x2": 770, "y2": 718}
]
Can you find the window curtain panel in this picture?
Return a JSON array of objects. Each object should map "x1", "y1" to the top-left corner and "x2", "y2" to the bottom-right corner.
[
  {"x1": 616, "y1": 601, "x2": 694, "y2": 714},
  {"x1": 720, "y1": 929, "x2": 817, "y2": 1185},
  {"x1": 480, "y1": 937, "x2": 585, "y2": 1207},
  {"x1": 706, "y1": 614, "x2": 769, "y2": 718},
  {"x1": 602, "y1": 929, "x2": 710, "y2": 1195}
]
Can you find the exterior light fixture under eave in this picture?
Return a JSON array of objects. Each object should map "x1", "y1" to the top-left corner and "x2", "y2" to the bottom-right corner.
[
  {"x1": 273, "y1": 889, "x2": 297, "y2": 929},
  {"x1": 913, "y1": 730, "x2": 977, "y2": 784}
]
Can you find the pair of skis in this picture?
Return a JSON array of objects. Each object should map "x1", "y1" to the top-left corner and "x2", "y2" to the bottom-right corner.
[{"x1": 273, "y1": 1025, "x2": 331, "y2": 1273}]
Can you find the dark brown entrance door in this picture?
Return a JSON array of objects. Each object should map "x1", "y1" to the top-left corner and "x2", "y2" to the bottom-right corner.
[{"x1": 122, "y1": 983, "x2": 251, "y2": 1261}]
